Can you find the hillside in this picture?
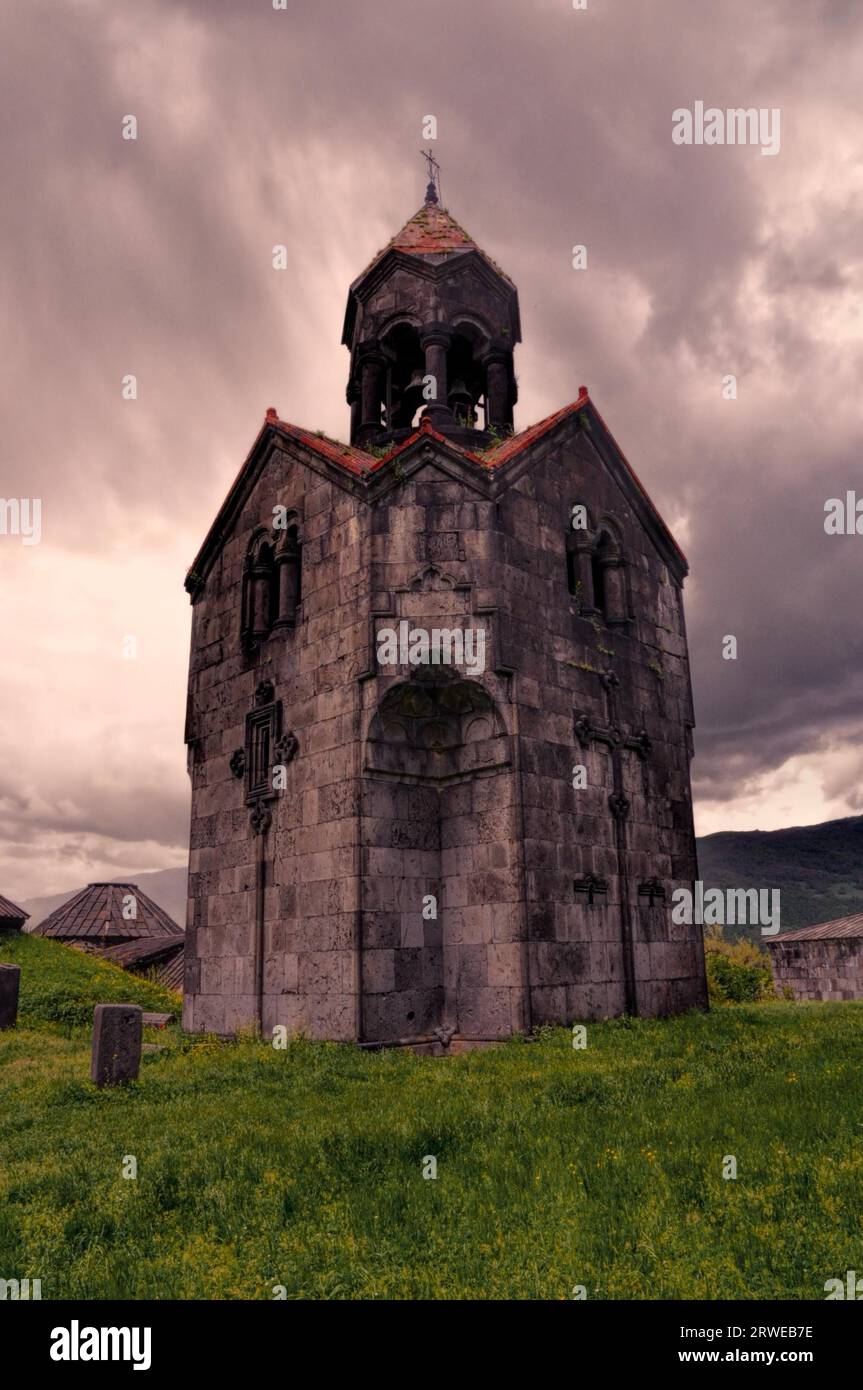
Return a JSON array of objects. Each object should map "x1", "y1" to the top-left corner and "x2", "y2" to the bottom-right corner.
[
  {"x1": 0, "y1": 929, "x2": 180, "y2": 1026},
  {"x1": 697, "y1": 815, "x2": 863, "y2": 940},
  {"x1": 2, "y1": 929, "x2": 862, "y2": 1298}
]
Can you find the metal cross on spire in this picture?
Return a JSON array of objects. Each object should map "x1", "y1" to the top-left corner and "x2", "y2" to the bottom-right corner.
[{"x1": 420, "y1": 147, "x2": 442, "y2": 205}]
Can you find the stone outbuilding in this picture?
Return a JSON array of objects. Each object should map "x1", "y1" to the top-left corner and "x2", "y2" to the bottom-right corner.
[
  {"x1": 30, "y1": 882, "x2": 184, "y2": 954},
  {"x1": 181, "y1": 182, "x2": 707, "y2": 1047},
  {"x1": 767, "y1": 913, "x2": 863, "y2": 1001},
  {"x1": 0, "y1": 892, "x2": 29, "y2": 932}
]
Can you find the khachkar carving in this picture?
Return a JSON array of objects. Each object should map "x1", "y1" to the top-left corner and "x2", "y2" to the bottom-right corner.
[{"x1": 574, "y1": 668, "x2": 655, "y2": 1013}]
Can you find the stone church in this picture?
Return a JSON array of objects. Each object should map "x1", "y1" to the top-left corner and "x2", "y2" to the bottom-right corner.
[{"x1": 182, "y1": 180, "x2": 707, "y2": 1047}]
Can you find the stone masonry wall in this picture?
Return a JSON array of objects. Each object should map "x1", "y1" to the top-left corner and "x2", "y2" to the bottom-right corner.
[
  {"x1": 184, "y1": 411, "x2": 706, "y2": 1041},
  {"x1": 184, "y1": 441, "x2": 368, "y2": 1039},
  {"x1": 489, "y1": 412, "x2": 706, "y2": 1021},
  {"x1": 769, "y1": 939, "x2": 863, "y2": 1001}
]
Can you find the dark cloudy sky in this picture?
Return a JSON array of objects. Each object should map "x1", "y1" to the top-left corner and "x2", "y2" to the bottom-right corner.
[{"x1": 2, "y1": 0, "x2": 862, "y2": 900}]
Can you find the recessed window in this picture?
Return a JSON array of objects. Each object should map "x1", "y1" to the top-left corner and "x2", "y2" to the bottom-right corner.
[{"x1": 242, "y1": 522, "x2": 302, "y2": 647}]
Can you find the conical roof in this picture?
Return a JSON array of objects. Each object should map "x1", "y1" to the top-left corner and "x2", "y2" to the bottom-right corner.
[
  {"x1": 31, "y1": 882, "x2": 183, "y2": 942},
  {"x1": 356, "y1": 201, "x2": 515, "y2": 287},
  {"x1": 390, "y1": 201, "x2": 479, "y2": 256}
]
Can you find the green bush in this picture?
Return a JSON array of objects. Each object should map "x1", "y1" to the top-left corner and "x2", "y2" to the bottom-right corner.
[{"x1": 704, "y1": 932, "x2": 776, "y2": 1004}]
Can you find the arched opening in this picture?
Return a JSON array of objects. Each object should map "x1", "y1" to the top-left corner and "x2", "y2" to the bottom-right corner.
[
  {"x1": 242, "y1": 536, "x2": 277, "y2": 647},
  {"x1": 362, "y1": 668, "x2": 515, "y2": 1044},
  {"x1": 381, "y1": 322, "x2": 425, "y2": 429},
  {"x1": 446, "y1": 325, "x2": 486, "y2": 429}
]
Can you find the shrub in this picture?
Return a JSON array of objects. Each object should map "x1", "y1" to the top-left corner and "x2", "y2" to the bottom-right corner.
[{"x1": 704, "y1": 932, "x2": 776, "y2": 1004}]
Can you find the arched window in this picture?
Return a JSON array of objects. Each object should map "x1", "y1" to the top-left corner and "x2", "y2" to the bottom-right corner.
[
  {"x1": 566, "y1": 502, "x2": 593, "y2": 607},
  {"x1": 241, "y1": 535, "x2": 274, "y2": 647},
  {"x1": 242, "y1": 520, "x2": 303, "y2": 649},
  {"x1": 447, "y1": 328, "x2": 485, "y2": 429},
  {"x1": 381, "y1": 322, "x2": 425, "y2": 429}
]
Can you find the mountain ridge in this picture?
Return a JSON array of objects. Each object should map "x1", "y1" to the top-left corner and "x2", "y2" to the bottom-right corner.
[{"x1": 19, "y1": 815, "x2": 863, "y2": 945}]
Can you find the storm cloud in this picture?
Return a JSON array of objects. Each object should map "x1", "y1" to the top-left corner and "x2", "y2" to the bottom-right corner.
[{"x1": 1, "y1": 0, "x2": 861, "y2": 897}]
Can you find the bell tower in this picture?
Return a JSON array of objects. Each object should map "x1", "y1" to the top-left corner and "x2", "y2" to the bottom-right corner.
[
  {"x1": 184, "y1": 163, "x2": 706, "y2": 1045},
  {"x1": 342, "y1": 174, "x2": 521, "y2": 449}
]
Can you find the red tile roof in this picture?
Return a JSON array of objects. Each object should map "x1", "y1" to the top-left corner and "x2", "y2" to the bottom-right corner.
[
  {"x1": 358, "y1": 203, "x2": 514, "y2": 286},
  {"x1": 187, "y1": 389, "x2": 687, "y2": 589},
  {"x1": 391, "y1": 202, "x2": 478, "y2": 255},
  {"x1": 479, "y1": 392, "x2": 589, "y2": 469},
  {"x1": 267, "y1": 410, "x2": 368, "y2": 476}
]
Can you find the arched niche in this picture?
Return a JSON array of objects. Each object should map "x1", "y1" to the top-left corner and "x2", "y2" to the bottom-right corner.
[{"x1": 365, "y1": 668, "x2": 509, "y2": 784}]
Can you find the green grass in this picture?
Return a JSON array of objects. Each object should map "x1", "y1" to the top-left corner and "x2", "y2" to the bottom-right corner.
[
  {"x1": 0, "y1": 929, "x2": 179, "y2": 1027},
  {"x1": 1, "y1": 932, "x2": 862, "y2": 1300}
]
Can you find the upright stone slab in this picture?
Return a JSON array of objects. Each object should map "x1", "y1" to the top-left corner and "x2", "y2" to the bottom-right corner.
[
  {"x1": 0, "y1": 964, "x2": 21, "y2": 1029},
  {"x1": 90, "y1": 1003, "x2": 142, "y2": 1087}
]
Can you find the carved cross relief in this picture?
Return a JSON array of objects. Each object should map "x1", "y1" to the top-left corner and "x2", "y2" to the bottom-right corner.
[
  {"x1": 573, "y1": 669, "x2": 651, "y2": 823},
  {"x1": 573, "y1": 670, "x2": 665, "y2": 939}
]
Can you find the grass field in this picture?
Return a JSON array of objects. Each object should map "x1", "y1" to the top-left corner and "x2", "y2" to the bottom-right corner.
[{"x1": 2, "y1": 930, "x2": 862, "y2": 1300}]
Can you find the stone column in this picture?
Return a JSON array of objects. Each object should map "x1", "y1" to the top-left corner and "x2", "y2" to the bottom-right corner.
[
  {"x1": 600, "y1": 557, "x2": 628, "y2": 623},
  {"x1": 419, "y1": 324, "x2": 452, "y2": 428},
  {"x1": 569, "y1": 539, "x2": 595, "y2": 609},
  {"x1": 357, "y1": 341, "x2": 386, "y2": 444},
  {"x1": 273, "y1": 533, "x2": 301, "y2": 629},
  {"x1": 250, "y1": 558, "x2": 272, "y2": 642},
  {"x1": 482, "y1": 347, "x2": 512, "y2": 431},
  {"x1": 347, "y1": 380, "x2": 361, "y2": 445},
  {"x1": 0, "y1": 964, "x2": 20, "y2": 1029}
]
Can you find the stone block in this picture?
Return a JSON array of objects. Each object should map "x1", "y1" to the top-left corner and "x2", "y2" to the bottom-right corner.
[
  {"x1": 90, "y1": 1004, "x2": 142, "y2": 1087},
  {"x1": 0, "y1": 964, "x2": 20, "y2": 1029}
]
